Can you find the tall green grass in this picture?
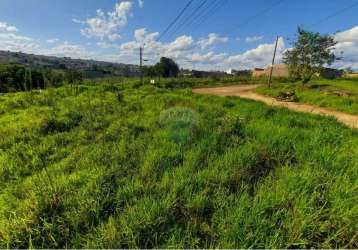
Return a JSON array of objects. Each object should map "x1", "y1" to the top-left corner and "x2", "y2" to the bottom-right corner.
[{"x1": 0, "y1": 80, "x2": 357, "y2": 248}]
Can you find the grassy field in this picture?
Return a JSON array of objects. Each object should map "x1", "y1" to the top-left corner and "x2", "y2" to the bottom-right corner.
[
  {"x1": 0, "y1": 79, "x2": 357, "y2": 248},
  {"x1": 256, "y1": 78, "x2": 358, "y2": 115}
]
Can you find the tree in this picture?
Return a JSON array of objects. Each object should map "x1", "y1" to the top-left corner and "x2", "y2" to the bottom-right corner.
[
  {"x1": 155, "y1": 57, "x2": 179, "y2": 78},
  {"x1": 65, "y1": 69, "x2": 84, "y2": 88},
  {"x1": 283, "y1": 28, "x2": 338, "y2": 86},
  {"x1": 143, "y1": 65, "x2": 157, "y2": 77}
]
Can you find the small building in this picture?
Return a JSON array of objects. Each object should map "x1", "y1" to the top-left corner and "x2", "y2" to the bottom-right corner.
[
  {"x1": 179, "y1": 69, "x2": 194, "y2": 77},
  {"x1": 252, "y1": 68, "x2": 266, "y2": 77},
  {"x1": 265, "y1": 64, "x2": 289, "y2": 78},
  {"x1": 252, "y1": 64, "x2": 289, "y2": 78}
]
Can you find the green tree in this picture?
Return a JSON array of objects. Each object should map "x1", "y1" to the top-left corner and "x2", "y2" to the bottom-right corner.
[
  {"x1": 283, "y1": 28, "x2": 338, "y2": 86},
  {"x1": 143, "y1": 65, "x2": 157, "y2": 77},
  {"x1": 155, "y1": 57, "x2": 179, "y2": 78},
  {"x1": 65, "y1": 69, "x2": 84, "y2": 88},
  {"x1": 0, "y1": 64, "x2": 27, "y2": 92}
]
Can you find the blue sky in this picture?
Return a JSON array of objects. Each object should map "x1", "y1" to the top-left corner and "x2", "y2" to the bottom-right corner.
[{"x1": 1, "y1": 0, "x2": 358, "y2": 70}]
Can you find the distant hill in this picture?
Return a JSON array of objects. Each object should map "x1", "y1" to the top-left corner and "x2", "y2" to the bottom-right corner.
[{"x1": 0, "y1": 50, "x2": 140, "y2": 78}]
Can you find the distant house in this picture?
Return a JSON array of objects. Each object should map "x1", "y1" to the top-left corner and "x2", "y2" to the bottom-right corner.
[
  {"x1": 179, "y1": 69, "x2": 194, "y2": 77},
  {"x1": 252, "y1": 63, "x2": 345, "y2": 79},
  {"x1": 252, "y1": 64, "x2": 289, "y2": 78},
  {"x1": 265, "y1": 64, "x2": 289, "y2": 78},
  {"x1": 252, "y1": 68, "x2": 266, "y2": 77}
]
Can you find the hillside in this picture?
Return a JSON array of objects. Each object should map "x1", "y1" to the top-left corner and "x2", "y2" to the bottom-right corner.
[
  {"x1": 0, "y1": 79, "x2": 357, "y2": 248},
  {"x1": 0, "y1": 50, "x2": 139, "y2": 77}
]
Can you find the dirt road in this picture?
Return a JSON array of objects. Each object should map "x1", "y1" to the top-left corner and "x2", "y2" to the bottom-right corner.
[{"x1": 193, "y1": 85, "x2": 358, "y2": 129}]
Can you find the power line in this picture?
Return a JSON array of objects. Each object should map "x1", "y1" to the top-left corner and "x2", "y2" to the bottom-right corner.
[
  {"x1": 154, "y1": 0, "x2": 214, "y2": 61},
  {"x1": 223, "y1": 0, "x2": 286, "y2": 36},
  {"x1": 166, "y1": 0, "x2": 210, "y2": 39},
  {"x1": 192, "y1": 0, "x2": 229, "y2": 32},
  {"x1": 157, "y1": 0, "x2": 195, "y2": 41},
  {"x1": 177, "y1": 0, "x2": 220, "y2": 35},
  {"x1": 309, "y1": 1, "x2": 358, "y2": 28},
  {"x1": 282, "y1": 1, "x2": 358, "y2": 41}
]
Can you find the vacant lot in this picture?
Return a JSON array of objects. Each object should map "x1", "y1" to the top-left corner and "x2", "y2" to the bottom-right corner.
[
  {"x1": 0, "y1": 80, "x2": 357, "y2": 248},
  {"x1": 256, "y1": 79, "x2": 358, "y2": 115}
]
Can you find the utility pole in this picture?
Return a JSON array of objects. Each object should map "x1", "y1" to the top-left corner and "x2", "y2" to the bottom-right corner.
[
  {"x1": 268, "y1": 36, "x2": 279, "y2": 88},
  {"x1": 140, "y1": 46, "x2": 143, "y2": 85}
]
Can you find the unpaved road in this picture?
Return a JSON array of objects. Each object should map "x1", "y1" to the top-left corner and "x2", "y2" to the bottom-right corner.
[{"x1": 193, "y1": 85, "x2": 358, "y2": 129}]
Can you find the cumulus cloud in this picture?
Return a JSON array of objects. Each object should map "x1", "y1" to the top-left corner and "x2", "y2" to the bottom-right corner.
[
  {"x1": 0, "y1": 33, "x2": 33, "y2": 42},
  {"x1": 96, "y1": 41, "x2": 113, "y2": 49},
  {"x1": 119, "y1": 28, "x2": 197, "y2": 65},
  {"x1": 134, "y1": 28, "x2": 159, "y2": 43},
  {"x1": 0, "y1": 39, "x2": 39, "y2": 52},
  {"x1": 167, "y1": 35, "x2": 194, "y2": 51},
  {"x1": 335, "y1": 26, "x2": 358, "y2": 43},
  {"x1": 190, "y1": 52, "x2": 227, "y2": 64},
  {"x1": 0, "y1": 21, "x2": 38, "y2": 52},
  {"x1": 197, "y1": 33, "x2": 228, "y2": 49},
  {"x1": 332, "y1": 26, "x2": 358, "y2": 69},
  {"x1": 245, "y1": 35, "x2": 264, "y2": 43},
  {"x1": 117, "y1": 28, "x2": 287, "y2": 70},
  {"x1": 73, "y1": 1, "x2": 133, "y2": 42},
  {"x1": 224, "y1": 37, "x2": 285, "y2": 69},
  {"x1": 0, "y1": 21, "x2": 18, "y2": 33},
  {"x1": 0, "y1": 20, "x2": 101, "y2": 60}
]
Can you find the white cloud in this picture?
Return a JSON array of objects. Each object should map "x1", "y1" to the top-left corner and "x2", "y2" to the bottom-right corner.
[
  {"x1": 245, "y1": 36, "x2": 264, "y2": 43},
  {"x1": 117, "y1": 28, "x2": 286, "y2": 70},
  {"x1": 167, "y1": 35, "x2": 194, "y2": 51},
  {"x1": 97, "y1": 41, "x2": 112, "y2": 49},
  {"x1": 0, "y1": 21, "x2": 18, "y2": 33},
  {"x1": 0, "y1": 22, "x2": 38, "y2": 52},
  {"x1": 333, "y1": 26, "x2": 358, "y2": 69},
  {"x1": 72, "y1": 18, "x2": 85, "y2": 24},
  {"x1": 225, "y1": 37, "x2": 285, "y2": 69},
  {"x1": 190, "y1": 52, "x2": 227, "y2": 64},
  {"x1": 335, "y1": 26, "x2": 358, "y2": 43},
  {"x1": 138, "y1": 0, "x2": 144, "y2": 8},
  {"x1": 134, "y1": 28, "x2": 159, "y2": 43},
  {"x1": 0, "y1": 39, "x2": 39, "y2": 52},
  {"x1": 74, "y1": 1, "x2": 133, "y2": 41},
  {"x1": 119, "y1": 29, "x2": 195, "y2": 63},
  {"x1": 0, "y1": 33, "x2": 33, "y2": 42},
  {"x1": 197, "y1": 33, "x2": 228, "y2": 49},
  {"x1": 46, "y1": 38, "x2": 59, "y2": 44}
]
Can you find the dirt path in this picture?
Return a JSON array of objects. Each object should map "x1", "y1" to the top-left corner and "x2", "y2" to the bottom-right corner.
[{"x1": 193, "y1": 85, "x2": 358, "y2": 129}]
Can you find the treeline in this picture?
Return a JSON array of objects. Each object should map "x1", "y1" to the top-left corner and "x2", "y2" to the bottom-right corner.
[
  {"x1": 143, "y1": 57, "x2": 179, "y2": 78},
  {"x1": 0, "y1": 64, "x2": 83, "y2": 93}
]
